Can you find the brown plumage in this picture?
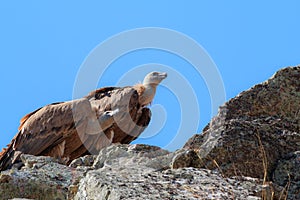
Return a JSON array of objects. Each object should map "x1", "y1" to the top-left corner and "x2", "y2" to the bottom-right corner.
[
  {"x1": 0, "y1": 87, "x2": 150, "y2": 171},
  {"x1": 0, "y1": 71, "x2": 167, "y2": 171}
]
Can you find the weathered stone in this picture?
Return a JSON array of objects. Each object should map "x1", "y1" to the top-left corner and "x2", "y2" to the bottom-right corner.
[
  {"x1": 75, "y1": 167, "x2": 266, "y2": 200},
  {"x1": 92, "y1": 144, "x2": 171, "y2": 171},
  {"x1": 0, "y1": 142, "x2": 275, "y2": 199},
  {"x1": 171, "y1": 149, "x2": 202, "y2": 169},
  {"x1": 180, "y1": 66, "x2": 300, "y2": 199},
  {"x1": 221, "y1": 66, "x2": 300, "y2": 123},
  {"x1": 183, "y1": 67, "x2": 300, "y2": 179},
  {"x1": 69, "y1": 155, "x2": 96, "y2": 168},
  {"x1": 0, "y1": 156, "x2": 84, "y2": 200},
  {"x1": 272, "y1": 151, "x2": 300, "y2": 200},
  {"x1": 20, "y1": 154, "x2": 60, "y2": 169}
]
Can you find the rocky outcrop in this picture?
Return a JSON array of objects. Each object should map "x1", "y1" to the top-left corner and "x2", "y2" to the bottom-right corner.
[
  {"x1": 1, "y1": 144, "x2": 271, "y2": 200},
  {"x1": 0, "y1": 154, "x2": 85, "y2": 200},
  {"x1": 272, "y1": 151, "x2": 300, "y2": 199},
  {"x1": 181, "y1": 66, "x2": 300, "y2": 199},
  {"x1": 0, "y1": 66, "x2": 299, "y2": 199}
]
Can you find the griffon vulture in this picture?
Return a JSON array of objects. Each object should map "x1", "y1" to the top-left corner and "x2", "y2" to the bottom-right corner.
[{"x1": 0, "y1": 71, "x2": 167, "y2": 170}]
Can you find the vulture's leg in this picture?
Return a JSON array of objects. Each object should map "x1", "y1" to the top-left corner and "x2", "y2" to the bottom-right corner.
[
  {"x1": 98, "y1": 108, "x2": 120, "y2": 130},
  {"x1": 85, "y1": 108, "x2": 120, "y2": 135}
]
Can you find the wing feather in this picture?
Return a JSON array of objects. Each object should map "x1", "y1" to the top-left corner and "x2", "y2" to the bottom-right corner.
[
  {"x1": 18, "y1": 102, "x2": 63, "y2": 131},
  {"x1": 1, "y1": 86, "x2": 152, "y2": 170},
  {"x1": 13, "y1": 98, "x2": 93, "y2": 155}
]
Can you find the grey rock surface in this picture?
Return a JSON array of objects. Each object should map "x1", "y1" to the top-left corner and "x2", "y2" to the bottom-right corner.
[
  {"x1": 0, "y1": 144, "x2": 272, "y2": 200},
  {"x1": 182, "y1": 67, "x2": 300, "y2": 178},
  {"x1": 75, "y1": 166, "x2": 266, "y2": 200},
  {"x1": 272, "y1": 151, "x2": 300, "y2": 200},
  {"x1": 0, "y1": 155, "x2": 84, "y2": 200}
]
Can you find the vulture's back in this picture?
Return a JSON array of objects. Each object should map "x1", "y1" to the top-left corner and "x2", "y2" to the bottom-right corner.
[{"x1": 0, "y1": 86, "x2": 151, "y2": 171}]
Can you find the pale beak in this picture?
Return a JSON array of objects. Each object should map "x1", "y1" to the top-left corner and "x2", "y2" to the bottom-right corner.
[{"x1": 159, "y1": 72, "x2": 168, "y2": 79}]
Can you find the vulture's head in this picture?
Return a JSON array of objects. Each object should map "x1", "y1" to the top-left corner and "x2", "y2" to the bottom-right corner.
[{"x1": 143, "y1": 71, "x2": 168, "y2": 85}]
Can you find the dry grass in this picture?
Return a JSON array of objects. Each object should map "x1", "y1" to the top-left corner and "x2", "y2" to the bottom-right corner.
[
  {"x1": 255, "y1": 131, "x2": 268, "y2": 184},
  {"x1": 278, "y1": 173, "x2": 291, "y2": 200},
  {"x1": 194, "y1": 131, "x2": 293, "y2": 199},
  {"x1": 256, "y1": 131, "x2": 275, "y2": 200},
  {"x1": 256, "y1": 131, "x2": 293, "y2": 200}
]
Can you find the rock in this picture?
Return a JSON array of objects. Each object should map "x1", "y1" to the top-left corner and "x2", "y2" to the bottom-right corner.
[
  {"x1": 69, "y1": 155, "x2": 96, "y2": 168},
  {"x1": 179, "y1": 66, "x2": 300, "y2": 199},
  {"x1": 0, "y1": 144, "x2": 273, "y2": 200},
  {"x1": 184, "y1": 116, "x2": 299, "y2": 179},
  {"x1": 0, "y1": 155, "x2": 84, "y2": 200},
  {"x1": 182, "y1": 66, "x2": 300, "y2": 178},
  {"x1": 20, "y1": 154, "x2": 60, "y2": 169},
  {"x1": 75, "y1": 167, "x2": 267, "y2": 200},
  {"x1": 221, "y1": 66, "x2": 300, "y2": 123},
  {"x1": 0, "y1": 144, "x2": 173, "y2": 200},
  {"x1": 91, "y1": 144, "x2": 172, "y2": 171},
  {"x1": 272, "y1": 151, "x2": 300, "y2": 200},
  {"x1": 171, "y1": 149, "x2": 202, "y2": 169}
]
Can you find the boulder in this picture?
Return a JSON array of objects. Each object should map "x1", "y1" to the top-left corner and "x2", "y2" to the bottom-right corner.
[
  {"x1": 181, "y1": 66, "x2": 300, "y2": 178},
  {"x1": 272, "y1": 151, "x2": 300, "y2": 200},
  {"x1": 0, "y1": 144, "x2": 271, "y2": 200},
  {"x1": 177, "y1": 66, "x2": 300, "y2": 199},
  {"x1": 0, "y1": 154, "x2": 84, "y2": 200}
]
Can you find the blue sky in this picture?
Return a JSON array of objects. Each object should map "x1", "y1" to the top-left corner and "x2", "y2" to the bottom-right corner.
[{"x1": 1, "y1": 1, "x2": 299, "y2": 152}]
